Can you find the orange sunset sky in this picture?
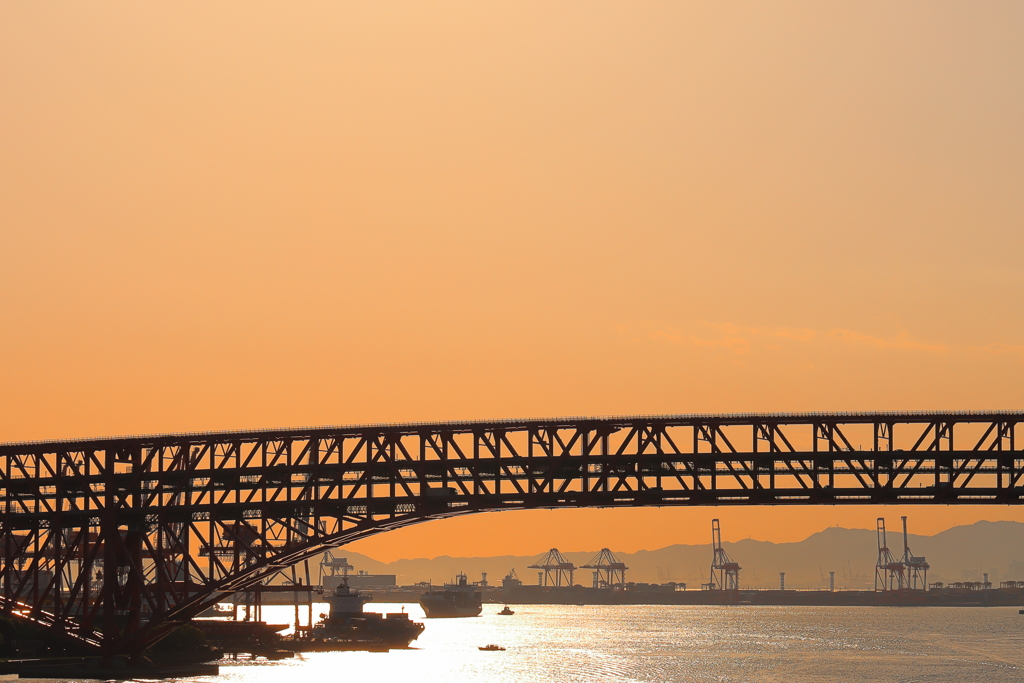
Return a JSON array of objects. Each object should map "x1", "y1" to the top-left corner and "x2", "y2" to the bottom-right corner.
[{"x1": 1, "y1": 2, "x2": 1022, "y2": 563}]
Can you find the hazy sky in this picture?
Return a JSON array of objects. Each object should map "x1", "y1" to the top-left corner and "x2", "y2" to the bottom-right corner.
[{"x1": 2, "y1": 2, "x2": 1022, "y2": 560}]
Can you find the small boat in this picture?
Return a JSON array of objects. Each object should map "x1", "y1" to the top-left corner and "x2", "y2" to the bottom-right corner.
[
  {"x1": 498, "y1": 605, "x2": 514, "y2": 615},
  {"x1": 478, "y1": 644, "x2": 506, "y2": 651}
]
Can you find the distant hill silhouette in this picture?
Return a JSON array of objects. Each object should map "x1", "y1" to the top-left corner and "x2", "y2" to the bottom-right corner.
[{"x1": 318, "y1": 521, "x2": 1024, "y2": 590}]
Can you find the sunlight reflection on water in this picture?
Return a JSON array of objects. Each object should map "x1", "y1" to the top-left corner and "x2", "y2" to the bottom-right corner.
[{"x1": 16, "y1": 604, "x2": 1024, "y2": 683}]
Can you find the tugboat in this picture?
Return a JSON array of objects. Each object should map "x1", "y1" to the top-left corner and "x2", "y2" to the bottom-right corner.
[
  {"x1": 498, "y1": 605, "x2": 515, "y2": 615},
  {"x1": 289, "y1": 581, "x2": 424, "y2": 651},
  {"x1": 419, "y1": 572, "x2": 483, "y2": 618}
]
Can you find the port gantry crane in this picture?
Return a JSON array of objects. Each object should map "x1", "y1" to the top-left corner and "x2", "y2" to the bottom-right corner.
[
  {"x1": 874, "y1": 518, "x2": 906, "y2": 591},
  {"x1": 582, "y1": 548, "x2": 628, "y2": 589},
  {"x1": 708, "y1": 519, "x2": 741, "y2": 591},
  {"x1": 319, "y1": 551, "x2": 354, "y2": 592},
  {"x1": 529, "y1": 549, "x2": 576, "y2": 587},
  {"x1": 899, "y1": 516, "x2": 929, "y2": 590}
]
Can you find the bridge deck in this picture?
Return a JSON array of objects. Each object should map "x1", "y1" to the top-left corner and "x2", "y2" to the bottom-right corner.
[{"x1": 1, "y1": 412, "x2": 1021, "y2": 655}]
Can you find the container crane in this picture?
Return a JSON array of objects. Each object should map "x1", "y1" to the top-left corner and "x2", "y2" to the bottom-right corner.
[
  {"x1": 900, "y1": 516, "x2": 929, "y2": 590},
  {"x1": 529, "y1": 548, "x2": 576, "y2": 587},
  {"x1": 708, "y1": 519, "x2": 741, "y2": 591},
  {"x1": 582, "y1": 548, "x2": 628, "y2": 588},
  {"x1": 875, "y1": 518, "x2": 906, "y2": 591}
]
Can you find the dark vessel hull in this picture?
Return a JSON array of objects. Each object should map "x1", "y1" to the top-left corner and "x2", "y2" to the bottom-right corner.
[
  {"x1": 419, "y1": 572, "x2": 484, "y2": 617},
  {"x1": 419, "y1": 591, "x2": 483, "y2": 617},
  {"x1": 190, "y1": 619, "x2": 289, "y2": 656},
  {"x1": 287, "y1": 612, "x2": 424, "y2": 651}
]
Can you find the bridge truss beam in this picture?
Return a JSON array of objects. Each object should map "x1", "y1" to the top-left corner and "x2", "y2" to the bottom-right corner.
[{"x1": 0, "y1": 411, "x2": 1021, "y2": 655}]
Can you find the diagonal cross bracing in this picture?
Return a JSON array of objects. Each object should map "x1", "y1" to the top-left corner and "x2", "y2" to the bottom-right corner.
[{"x1": 0, "y1": 411, "x2": 1022, "y2": 656}]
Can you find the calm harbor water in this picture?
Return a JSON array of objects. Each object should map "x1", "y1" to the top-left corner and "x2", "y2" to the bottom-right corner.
[{"x1": 15, "y1": 602, "x2": 1024, "y2": 683}]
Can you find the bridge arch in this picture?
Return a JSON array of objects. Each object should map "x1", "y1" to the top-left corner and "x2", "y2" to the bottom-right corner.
[{"x1": 1, "y1": 411, "x2": 1021, "y2": 655}]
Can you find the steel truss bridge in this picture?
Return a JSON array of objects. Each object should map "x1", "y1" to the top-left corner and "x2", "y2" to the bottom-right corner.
[{"x1": 1, "y1": 411, "x2": 1022, "y2": 656}]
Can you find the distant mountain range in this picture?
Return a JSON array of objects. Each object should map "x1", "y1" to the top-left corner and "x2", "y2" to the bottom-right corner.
[{"x1": 316, "y1": 521, "x2": 1024, "y2": 590}]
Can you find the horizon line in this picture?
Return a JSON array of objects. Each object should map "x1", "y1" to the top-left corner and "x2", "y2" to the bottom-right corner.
[{"x1": 348, "y1": 519, "x2": 1014, "y2": 563}]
